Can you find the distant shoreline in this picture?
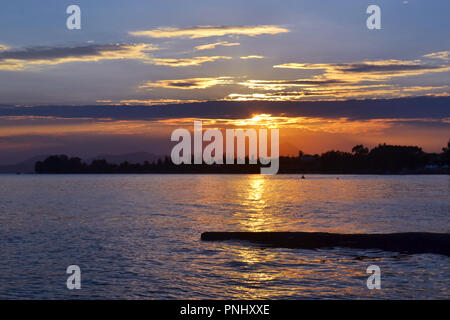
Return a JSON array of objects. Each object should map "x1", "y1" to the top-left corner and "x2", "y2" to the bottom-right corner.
[
  {"x1": 30, "y1": 141, "x2": 450, "y2": 175},
  {"x1": 9, "y1": 171, "x2": 450, "y2": 175}
]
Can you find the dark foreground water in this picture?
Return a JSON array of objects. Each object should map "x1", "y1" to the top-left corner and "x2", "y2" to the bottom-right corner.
[{"x1": 0, "y1": 174, "x2": 449, "y2": 299}]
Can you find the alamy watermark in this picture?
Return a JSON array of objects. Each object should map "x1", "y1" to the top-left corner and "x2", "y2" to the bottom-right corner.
[
  {"x1": 66, "y1": 5, "x2": 81, "y2": 30},
  {"x1": 65, "y1": 5, "x2": 381, "y2": 31},
  {"x1": 366, "y1": 5, "x2": 381, "y2": 30},
  {"x1": 66, "y1": 265, "x2": 81, "y2": 290},
  {"x1": 170, "y1": 120, "x2": 279, "y2": 174},
  {"x1": 366, "y1": 265, "x2": 381, "y2": 289}
]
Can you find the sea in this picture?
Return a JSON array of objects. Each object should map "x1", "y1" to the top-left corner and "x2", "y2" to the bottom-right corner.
[{"x1": 0, "y1": 174, "x2": 449, "y2": 299}]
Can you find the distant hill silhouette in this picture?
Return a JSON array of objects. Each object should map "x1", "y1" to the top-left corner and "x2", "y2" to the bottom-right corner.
[{"x1": 0, "y1": 155, "x2": 50, "y2": 173}]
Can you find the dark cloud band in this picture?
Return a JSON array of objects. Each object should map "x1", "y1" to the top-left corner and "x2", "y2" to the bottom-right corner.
[{"x1": 1, "y1": 97, "x2": 449, "y2": 121}]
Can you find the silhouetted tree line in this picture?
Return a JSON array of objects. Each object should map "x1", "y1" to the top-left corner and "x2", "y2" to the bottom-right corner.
[{"x1": 35, "y1": 140, "x2": 450, "y2": 174}]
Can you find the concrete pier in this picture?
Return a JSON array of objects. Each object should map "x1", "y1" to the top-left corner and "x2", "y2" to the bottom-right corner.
[{"x1": 201, "y1": 232, "x2": 450, "y2": 256}]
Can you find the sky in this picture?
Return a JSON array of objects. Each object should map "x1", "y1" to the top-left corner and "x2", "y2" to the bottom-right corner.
[{"x1": 0, "y1": 0, "x2": 449, "y2": 164}]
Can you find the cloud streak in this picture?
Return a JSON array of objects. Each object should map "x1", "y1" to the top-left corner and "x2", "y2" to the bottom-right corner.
[
  {"x1": 226, "y1": 85, "x2": 448, "y2": 101},
  {"x1": 0, "y1": 43, "x2": 235, "y2": 70},
  {"x1": 96, "y1": 99, "x2": 206, "y2": 105},
  {"x1": 139, "y1": 77, "x2": 234, "y2": 89},
  {"x1": 423, "y1": 51, "x2": 450, "y2": 61},
  {"x1": 273, "y1": 59, "x2": 450, "y2": 82},
  {"x1": 0, "y1": 43, "x2": 157, "y2": 71},
  {"x1": 147, "y1": 56, "x2": 231, "y2": 67},
  {"x1": 224, "y1": 54, "x2": 450, "y2": 100},
  {"x1": 194, "y1": 41, "x2": 240, "y2": 51},
  {"x1": 240, "y1": 55, "x2": 264, "y2": 59},
  {"x1": 129, "y1": 25, "x2": 289, "y2": 39},
  {"x1": 238, "y1": 79, "x2": 344, "y2": 90}
]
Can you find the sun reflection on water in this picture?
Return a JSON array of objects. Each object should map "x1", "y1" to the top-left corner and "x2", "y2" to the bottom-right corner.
[{"x1": 233, "y1": 175, "x2": 285, "y2": 232}]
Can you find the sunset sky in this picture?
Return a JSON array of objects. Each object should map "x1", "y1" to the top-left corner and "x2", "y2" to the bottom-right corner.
[{"x1": 0, "y1": 0, "x2": 449, "y2": 164}]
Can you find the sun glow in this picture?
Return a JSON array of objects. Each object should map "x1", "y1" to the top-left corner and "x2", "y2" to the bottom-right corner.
[{"x1": 234, "y1": 114, "x2": 276, "y2": 127}]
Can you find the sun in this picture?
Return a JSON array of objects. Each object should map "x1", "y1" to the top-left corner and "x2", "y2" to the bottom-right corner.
[{"x1": 233, "y1": 114, "x2": 278, "y2": 127}]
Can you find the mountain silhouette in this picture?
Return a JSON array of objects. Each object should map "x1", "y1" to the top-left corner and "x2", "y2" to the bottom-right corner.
[{"x1": 0, "y1": 155, "x2": 50, "y2": 173}]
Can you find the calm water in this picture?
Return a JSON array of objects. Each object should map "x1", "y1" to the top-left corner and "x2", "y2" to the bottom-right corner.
[{"x1": 0, "y1": 174, "x2": 449, "y2": 299}]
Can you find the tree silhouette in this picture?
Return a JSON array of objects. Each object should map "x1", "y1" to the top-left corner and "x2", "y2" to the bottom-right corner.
[
  {"x1": 442, "y1": 139, "x2": 450, "y2": 166},
  {"x1": 352, "y1": 144, "x2": 369, "y2": 155}
]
